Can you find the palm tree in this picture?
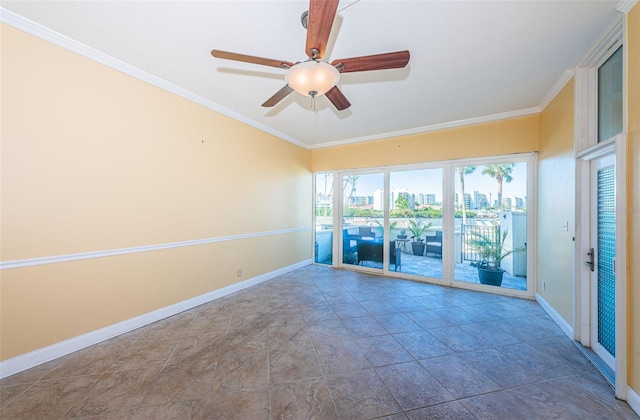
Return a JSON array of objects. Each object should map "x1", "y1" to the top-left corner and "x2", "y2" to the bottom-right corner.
[
  {"x1": 342, "y1": 175, "x2": 359, "y2": 207},
  {"x1": 457, "y1": 166, "x2": 476, "y2": 224},
  {"x1": 482, "y1": 164, "x2": 515, "y2": 211}
]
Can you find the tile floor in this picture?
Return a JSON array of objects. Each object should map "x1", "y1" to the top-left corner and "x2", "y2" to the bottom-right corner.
[{"x1": 1, "y1": 265, "x2": 637, "y2": 419}]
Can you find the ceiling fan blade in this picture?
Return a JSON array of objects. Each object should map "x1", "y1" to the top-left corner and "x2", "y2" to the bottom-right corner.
[
  {"x1": 325, "y1": 86, "x2": 351, "y2": 111},
  {"x1": 305, "y1": 0, "x2": 339, "y2": 59},
  {"x1": 262, "y1": 85, "x2": 294, "y2": 107},
  {"x1": 211, "y1": 50, "x2": 294, "y2": 69},
  {"x1": 331, "y1": 50, "x2": 410, "y2": 73}
]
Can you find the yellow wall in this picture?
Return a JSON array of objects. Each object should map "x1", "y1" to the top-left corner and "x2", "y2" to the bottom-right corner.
[
  {"x1": 626, "y1": 3, "x2": 640, "y2": 394},
  {"x1": 0, "y1": 24, "x2": 312, "y2": 360},
  {"x1": 537, "y1": 80, "x2": 575, "y2": 324},
  {"x1": 312, "y1": 115, "x2": 539, "y2": 171}
]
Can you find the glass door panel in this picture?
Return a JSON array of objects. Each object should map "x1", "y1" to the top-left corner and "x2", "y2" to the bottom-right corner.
[
  {"x1": 341, "y1": 173, "x2": 384, "y2": 271},
  {"x1": 314, "y1": 172, "x2": 334, "y2": 265},
  {"x1": 454, "y1": 162, "x2": 528, "y2": 291},
  {"x1": 389, "y1": 168, "x2": 443, "y2": 279}
]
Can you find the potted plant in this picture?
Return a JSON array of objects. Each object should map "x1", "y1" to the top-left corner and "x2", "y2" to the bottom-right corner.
[
  {"x1": 468, "y1": 229, "x2": 514, "y2": 286},
  {"x1": 407, "y1": 218, "x2": 431, "y2": 256}
]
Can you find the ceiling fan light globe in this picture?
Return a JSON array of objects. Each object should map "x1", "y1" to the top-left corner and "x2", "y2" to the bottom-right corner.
[{"x1": 285, "y1": 60, "x2": 340, "y2": 97}]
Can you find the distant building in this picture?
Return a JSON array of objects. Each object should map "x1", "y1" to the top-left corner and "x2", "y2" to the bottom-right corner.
[
  {"x1": 456, "y1": 192, "x2": 473, "y2": 209},
  {"x1": 473, "y1": 191, "x2": 489, "y2": 209},
  {"x1": 374, "y1": 187, "x2": 414, "y2": 210},
  {"x1": 350, "y1": 196, "x2": 368, "y2": 206}
]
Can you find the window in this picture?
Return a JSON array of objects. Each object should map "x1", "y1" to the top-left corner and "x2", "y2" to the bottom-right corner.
[{"x1": 598, "y1": 46, "x2": 623, "y2": 142}]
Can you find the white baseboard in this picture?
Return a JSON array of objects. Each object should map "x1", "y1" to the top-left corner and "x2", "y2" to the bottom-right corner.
[
  {"x1": 628, "y1": 386, "x2": 640, "y2": 417},
  {"x1": 0, "y1": 260, "x2": 311, "y2": 379},
  {"x1": 535, "y1": 293, "x2": 574, "y2": 339}
]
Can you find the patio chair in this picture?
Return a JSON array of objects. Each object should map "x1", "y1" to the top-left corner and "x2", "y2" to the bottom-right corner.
[
  {"x1": 358, "y1": 226, "x2": 376, "y2": 239},
  {"x1": 343, "y1": 229, "x2": 360, "y2": 254},
  {"x1": 425, "y1": 230, "x2": 443, "y2": 257},
  {"x1": 390, "y1": 241, "x2": 402, "y2": 271}
]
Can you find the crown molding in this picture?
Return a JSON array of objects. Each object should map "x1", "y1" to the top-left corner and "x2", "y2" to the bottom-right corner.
[
  {"x1": 309, "y1": 107, "x2": 541, "y2": 150},
  {"x1": 617, "y1": 0, "x2": 638, "y2": 14},
  {"x1": 0, "y1": 8, "x2": 308, "y2": 150},
  {"x1": 537, "y1": 69, "x2": 575, "y2": 112},
  {"x1": 579, "y1": 16, "x2": 624, "y2": 67}
]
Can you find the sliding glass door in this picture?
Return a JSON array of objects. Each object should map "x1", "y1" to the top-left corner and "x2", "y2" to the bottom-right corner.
[
  {"x1": 453, "y1": 160, "x2": 529, "y2": 291},
  {"x1": 340, "y1": 172, "x2": 384, "y2": 272},
  {"x1": 313, "y1": 153, "x2": 535, "y2": 297},
  {"x1": 389, "y1": 168, "x2": 443, "y2": 280}
]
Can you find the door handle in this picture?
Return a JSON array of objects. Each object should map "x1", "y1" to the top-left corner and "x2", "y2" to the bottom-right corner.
[{"x1": 585, "y1": 248, "x2": 595, "y2": 272}]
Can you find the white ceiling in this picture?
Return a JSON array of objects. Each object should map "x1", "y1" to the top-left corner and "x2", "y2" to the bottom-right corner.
[{"x1": 1, "y1": 1, "x2": 621, "y2": 149}]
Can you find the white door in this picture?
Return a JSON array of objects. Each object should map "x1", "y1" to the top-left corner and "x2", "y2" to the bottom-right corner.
[{"x1": 589, "y1": 153, "x2": 616, "y2": 370}]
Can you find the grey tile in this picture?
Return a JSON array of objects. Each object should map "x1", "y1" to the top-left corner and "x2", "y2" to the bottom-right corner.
[
  {"x1": 455, "y1": 348, "x2": 544, "y2": 388},
  {"x1": 203, "y1": 386, "x2": 270, "y2": 419},
  {"x1": 268, "y1": 322, "x2": 313, "y2": 350},
  {"x1": 130, "y1": 398, "x2": 205, "y2": 419},
  {"x1": 43, "y1": 337, "x2": 133, "y2": 380},
  {"x1": 268, "y1": 307, "x2": 305, "y2": 327},
  {"x1": 167, "y1": 333, "x2": 224, "y2": 366},
  {"x1": 508, "y1": 371, "x2": 639, "y2": 419},
  {"x1": 299, "y1": 303, "x2": 338, "y2": 322},
  {"x1": 269, "y1": 377, "x2": 339, "y2": 419},
  {"x1": 427, "y1": 326, "x2": 490, "y2": 353},
  {"x1": 224, "y1": 326, "x2": 268, "y2": 352},
  {"x1": 307, "y1": 319, "x2": 353, "y2": 343},
  {"x1": 342, "y1": 315, "x2": 389, "y2": 338},
  {"x1": 376, "y1": 362, "x2": 455, "y2": 410},
  {"x1": 393, "y1": 330, "x2": 452, "y2": 359},
  {"x1": 357, "y1": 335, "x2": 414, "y2": 366},
  {"x1": 326, "y1": 369, "x2": 402, "y2": 419},
  {"x1": 330, "y1": 302, "x2": 368, "y2": 318},
  {"x1": 140, "y1": 360, "x2": 216, "y2": 406},
  {"x1": 405, "y1": 309, "x2": 456, "y2": 329},
  {"x1": 387, "y1": 297, "x2": 428, "y2": 312},
  {"x1": 459, "y1": 321, "x2": 520, "y2": 346},
  {"x1": 1, "y1": 375, "x2": 99, "y2": 419},
  {"x1": 107, "y1": 338, "x2": 180, "y2": 371},
  {"x1": 314, "y1": 337, "x2": 372, "y2": 374},
  {"x1": 184, "y1": 311, "x2": 230, "y2": 336},
  {"x1": 269, "y1": 346, "x2": 323, "y2": 384},
  {"x1": 406, "y1": 401, "x2": 476, "y2": 420},
  {"x1": 5, "y1": 267, "x2": 634, "y2": 420},
  {"x1": 460, "y1": 390, "x2": 533, "y2": 420},
  {"x1": 210, "y1": 349, "x2": 268, "y2": 393},
  {"x1": 66, "y1": 367, "x2": 161, "y2": 418},
  {"x1": 374, "y1": 312, "x2": 423, "y2": 334},
  {"x1": 137, "y1": 311, "x2": 195, "y2": 341},
  {"x1": 359, "y1": 299, "x2": 401, "y2": 315},
  {"x1": 420, "y1": 355, "x2": 501, "y2": 399}
]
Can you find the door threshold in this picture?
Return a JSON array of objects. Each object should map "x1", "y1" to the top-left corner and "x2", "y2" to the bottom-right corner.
[{"x1": 574, "y1": 341, "x2": 615, "y2": 388}]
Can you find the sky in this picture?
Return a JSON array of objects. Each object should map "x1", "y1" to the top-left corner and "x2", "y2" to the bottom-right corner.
[{"x1": 337, "y1": 162, "x2": 528, "y2": 202}]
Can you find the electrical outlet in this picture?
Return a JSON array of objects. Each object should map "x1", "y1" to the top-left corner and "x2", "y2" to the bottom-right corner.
[{"x1": 237, "y1": 269, "x2": 243, "y2": 277}]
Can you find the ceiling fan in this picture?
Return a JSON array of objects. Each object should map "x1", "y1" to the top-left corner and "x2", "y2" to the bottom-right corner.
[{"x1": 211, "y1": 0, "x2": 410, "y2": 111}]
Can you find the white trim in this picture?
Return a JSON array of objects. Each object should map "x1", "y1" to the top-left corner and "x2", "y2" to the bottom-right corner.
[
  {"x1": 535, "y1": 293, "x2": 574, "y2": 339},
  {"x1": 579, "y1": 18, "x2": 623, "y2": 68},
  {"x1": 537, "y1": 69, "x2": 575, "y2": 112},
  {"x1": 628, "y1": 386, "x2": 640, "y2": 417},
  {"x1": 617, "y1": 1, "x2": 638, "y2": 14},
  {"x1": 614, "y1": 134, "x2": 628, "y2": 399},
  {"x1": 0, "y1": 227, "x2": 311, "y2": 270},
  {"x1": 308, "y1": 107, "x2": 540, "y2": 150},
  {"x1": 0, "y1": 260, "x2": 311, "y2": 379},
  {"x1": 0, "y1": 7, "x2": 306, "y2": 150}
]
